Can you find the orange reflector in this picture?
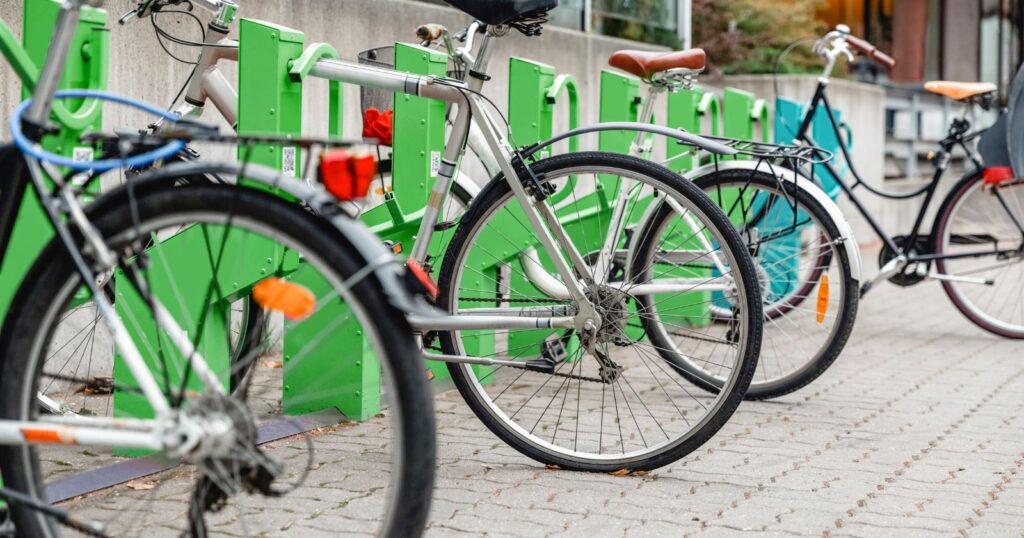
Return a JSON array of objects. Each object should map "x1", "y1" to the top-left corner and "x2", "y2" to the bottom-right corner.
[
  {"x1": 816, "y1": 274, "x2": 830, "y2": 324},
  {"x1": 253, "y1": 278, "x2": 316, "y2": 321},
  {"x1": 426, "y1": 367, "x2": 436, "y2": 381},
  {"x1": 406, "y1": 259, "x2": 439, "y2": 299},
  {"x1": 22, "y1": 428, "x2": 68, "y2": 444},
  {"x1": 319, "y1": 149, "x2": 377, "y2": 201}
]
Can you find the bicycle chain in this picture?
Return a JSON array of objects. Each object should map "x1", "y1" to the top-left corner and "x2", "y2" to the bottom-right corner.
[
  {"x1": 424, "y1": 343, "x2": 606, "y2": 383},
  {"x1": 456, "y1": 296, "x2": 573, "y2": 304}
]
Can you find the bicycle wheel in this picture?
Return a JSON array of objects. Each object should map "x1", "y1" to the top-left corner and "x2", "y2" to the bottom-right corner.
[
  {"x1": 437, "y1": 152, "x2": 762, "y2": 472},
  {"x1": 933, "y1": 171, "x2": 1024, "y2": 338},
  {"x1": 641, "y1": 168, "x2": 858, "y2": 399},
  {"x1": 0, "y1": 184, "x2": 435, "y2": 537}
]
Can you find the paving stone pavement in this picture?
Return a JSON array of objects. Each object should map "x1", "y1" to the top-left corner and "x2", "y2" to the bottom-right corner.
[
  {"x1": 423, "y1": 278, "x2": 1024, "y2": 537},
  {"x1": 53, "y1": 251, "x2": 1023, "y2": 537}
]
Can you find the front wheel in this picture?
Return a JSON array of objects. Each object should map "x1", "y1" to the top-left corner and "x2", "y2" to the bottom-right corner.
[
  {"x1": 933, "y1": 171, "x2": 1024, "y2": 338},
  {"x1": 0, "y1": 184, "x2": 435, "y2": 537},
  {"x1": 437, "y1": 152, "x2": 762, "y2": 472}
]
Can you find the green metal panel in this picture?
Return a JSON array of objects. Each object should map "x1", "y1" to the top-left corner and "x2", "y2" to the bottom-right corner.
[
  {"x1": 598, "y1": 69, "x2": 642, "y2": 154},
  {"x1": 0, "y1": 0, "x2": 107, "y2": 323},
  {"x1": 237, "y1": 19, "x2": 304, "y2": 190},
  {"x1": 665, "y1": 87, "x2": 721, "y2": 172},
  {"x1": 236, "y1": 20, "x2": 383, "y2": 419},
  {"x1": 390, "y1": 43, "x2": 447, "y2": 216},
  {"x1": 509, "y1": 57, "x2": 555, "y2": 148},
  {"x1": 113, "y1": 225, "x2": 283, "y2": 455},
  {"x1": 723, "y1": 87, "x2": 770, "y2": 146}
]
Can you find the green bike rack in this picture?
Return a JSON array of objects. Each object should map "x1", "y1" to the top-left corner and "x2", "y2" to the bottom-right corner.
[
  {"x1": 723, "y1": 87, "x2": 770, "y2": 145},
  {"x1": 500, "y1": 58, "x2": 587, "y2": 358},
  {"x1": 0, "y1": 0, "x2": 108, "y2": 321},
  {"x1": 664, "y1": 86, "x2": 720, "y2": 172},
  {"x1": 507, "y1": 57, "x2": 579, "y2": 202}
]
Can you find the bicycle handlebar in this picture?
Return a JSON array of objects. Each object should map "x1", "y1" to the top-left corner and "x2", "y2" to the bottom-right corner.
[
  {"x1": 844, "y1": 34, "x2": 896, "y2": 68},
  {"x1": 119, "y1": 0, "x2": 233, "y2": 26}
]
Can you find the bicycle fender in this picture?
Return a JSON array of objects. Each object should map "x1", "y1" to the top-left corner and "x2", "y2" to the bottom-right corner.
[
  {"x1": 101, "y1": 160, "x2": 437, "y2": 317},
  {"x1": 520, "y1": 122, "x2": 739, "y2": 159},
  {"x1": 686, "y1": 160, "x2": 863, "y2": 282}
]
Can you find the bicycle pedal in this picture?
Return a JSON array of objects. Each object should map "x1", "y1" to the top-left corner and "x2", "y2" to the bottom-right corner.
[{"x1": 540, "y1": 338, "x2": 568, "y2": 362}]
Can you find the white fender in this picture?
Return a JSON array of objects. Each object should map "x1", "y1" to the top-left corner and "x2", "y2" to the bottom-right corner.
[{"x1": 685, "y1": 160, "x2": 863, "y2": 282}]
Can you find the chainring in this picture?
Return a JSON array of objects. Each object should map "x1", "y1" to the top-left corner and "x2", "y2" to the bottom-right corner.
[{"x1": 878, "y1": 234, "x2": 932, "y2": 286}]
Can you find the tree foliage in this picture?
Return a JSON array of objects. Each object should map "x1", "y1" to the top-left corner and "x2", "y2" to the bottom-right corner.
[{"x1": 692, "y1": 0, "x2": 829, "y2": 75}]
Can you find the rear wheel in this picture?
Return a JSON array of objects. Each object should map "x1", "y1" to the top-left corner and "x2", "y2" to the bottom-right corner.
[
  {"x1": 438, "y1": 152, "x2": 762, "y2": 472},
  {"x1": 934, "y1": 171, "x2": 1024, "y2": 338}
]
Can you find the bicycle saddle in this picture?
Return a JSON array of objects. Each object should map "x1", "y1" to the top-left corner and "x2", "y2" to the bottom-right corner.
[
  {"x1": 608, "y1": 49, "x2": 706, "y2": 80},
  {"x1": 443, "y1": 0, "x2": 558, "y2": 26},
  {"x1": 923, "y1": 81, "x2": 997, "y2": 101}
]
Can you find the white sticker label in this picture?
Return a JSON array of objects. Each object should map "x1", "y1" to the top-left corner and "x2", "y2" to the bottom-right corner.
[
  {"x1": 282, "y1": 147, "x2": 297, "y2": 177},
  {"x1": 430, "y1": 151, "x2": 441, "y2": 178},
  {"x1": 72, "y1": 147, "x2": 94, "y2": 163}
]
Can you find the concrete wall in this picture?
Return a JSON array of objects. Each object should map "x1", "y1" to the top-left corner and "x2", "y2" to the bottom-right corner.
[{"x1": 2, "y1": 0, "x2": 899, "y2": 245}]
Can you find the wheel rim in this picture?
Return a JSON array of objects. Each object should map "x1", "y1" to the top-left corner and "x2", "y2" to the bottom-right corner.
[{"x1": 443, "y1": 162, "x2": 755, "y2": 465}]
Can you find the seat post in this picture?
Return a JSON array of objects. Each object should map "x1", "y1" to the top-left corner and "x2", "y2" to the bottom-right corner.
[{"x1": 632, "y1": 84, "x2": 664, "y2": 155}]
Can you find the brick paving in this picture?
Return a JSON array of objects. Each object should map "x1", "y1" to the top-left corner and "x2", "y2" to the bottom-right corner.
[
  {"x1": 423, "y1": 276, "x2": 1024, "y2": 537},
  {"x1": 52, "y1": 251, "x2": 1024, "y2": 537}
]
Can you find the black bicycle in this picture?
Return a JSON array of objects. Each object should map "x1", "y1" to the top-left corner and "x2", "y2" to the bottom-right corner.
[{"x1": 788, "y1": 25, "x2": 1024, "y2": 338}]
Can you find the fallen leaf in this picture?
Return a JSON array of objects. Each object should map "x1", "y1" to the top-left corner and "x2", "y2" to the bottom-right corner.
[
  {"x1": 126, "y1": 481, "x2": 155, "y2": 491},
  {"x1": 610, "y1": 469, "x2": 630, "y2": 477},
  {"x1": 259, "y1": 359, "x2": 284, "y2": 369},
  {"x1": 545, "y1": 464, "x2": 561, "y2": 471},
  {"x1": 74, "y1": 376, "x2": 114, "y2": 395}
]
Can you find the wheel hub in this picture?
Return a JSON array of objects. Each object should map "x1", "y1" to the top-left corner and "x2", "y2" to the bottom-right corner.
[{"x1": 584, "y1": 285, "x2": 630, "y2": 344}]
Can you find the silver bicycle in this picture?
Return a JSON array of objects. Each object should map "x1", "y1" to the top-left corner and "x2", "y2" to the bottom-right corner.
[{"x1": 130, "y1": 0, "x2": 767, "y2": 471}]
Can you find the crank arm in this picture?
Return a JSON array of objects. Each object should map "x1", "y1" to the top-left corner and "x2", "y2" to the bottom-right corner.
[{"x1": 925, "y1": 272, "x2": 994, "y2": 286}]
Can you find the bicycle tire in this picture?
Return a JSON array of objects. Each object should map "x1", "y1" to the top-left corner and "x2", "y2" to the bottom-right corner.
[
  {"x1": 639, "y1": 168, "x2": 858, "y2": 399},
  {"x1": 437, "y1": 152, "x2": 763, "y2": 472},
  {"x1": 0, "y1": 184, "x2": 435, "y2": 537}
]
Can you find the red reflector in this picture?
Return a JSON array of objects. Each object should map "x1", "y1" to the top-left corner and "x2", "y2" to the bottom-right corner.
[
  {"x1": 319, "y1": 150, "x2": 377, "y2": 201},
  {"x1": 361, "y1": 107, "x2": 394, "y2": 146},
  {"x1": 983, "y1": 166, "x2": 1015, "y2": 185},
  {"x1": 406, "y1": 259, "x2": 439, "y2": 300}
]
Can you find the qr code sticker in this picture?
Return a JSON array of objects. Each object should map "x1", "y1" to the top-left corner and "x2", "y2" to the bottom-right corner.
[
  {"x1": 72, "y1": 147, "x2": 94, "y2": 163},
  {"x1": 282, "y1": 147, "x2": 297, "y2": 177},
  {"x1": 430, "y1": 151, "x2": 441, "y2": 178}
]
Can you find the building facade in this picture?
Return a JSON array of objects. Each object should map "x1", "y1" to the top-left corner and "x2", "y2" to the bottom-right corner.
[{"x1": 820, "y1": 0, "x2": 1023, "y2": 100}]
